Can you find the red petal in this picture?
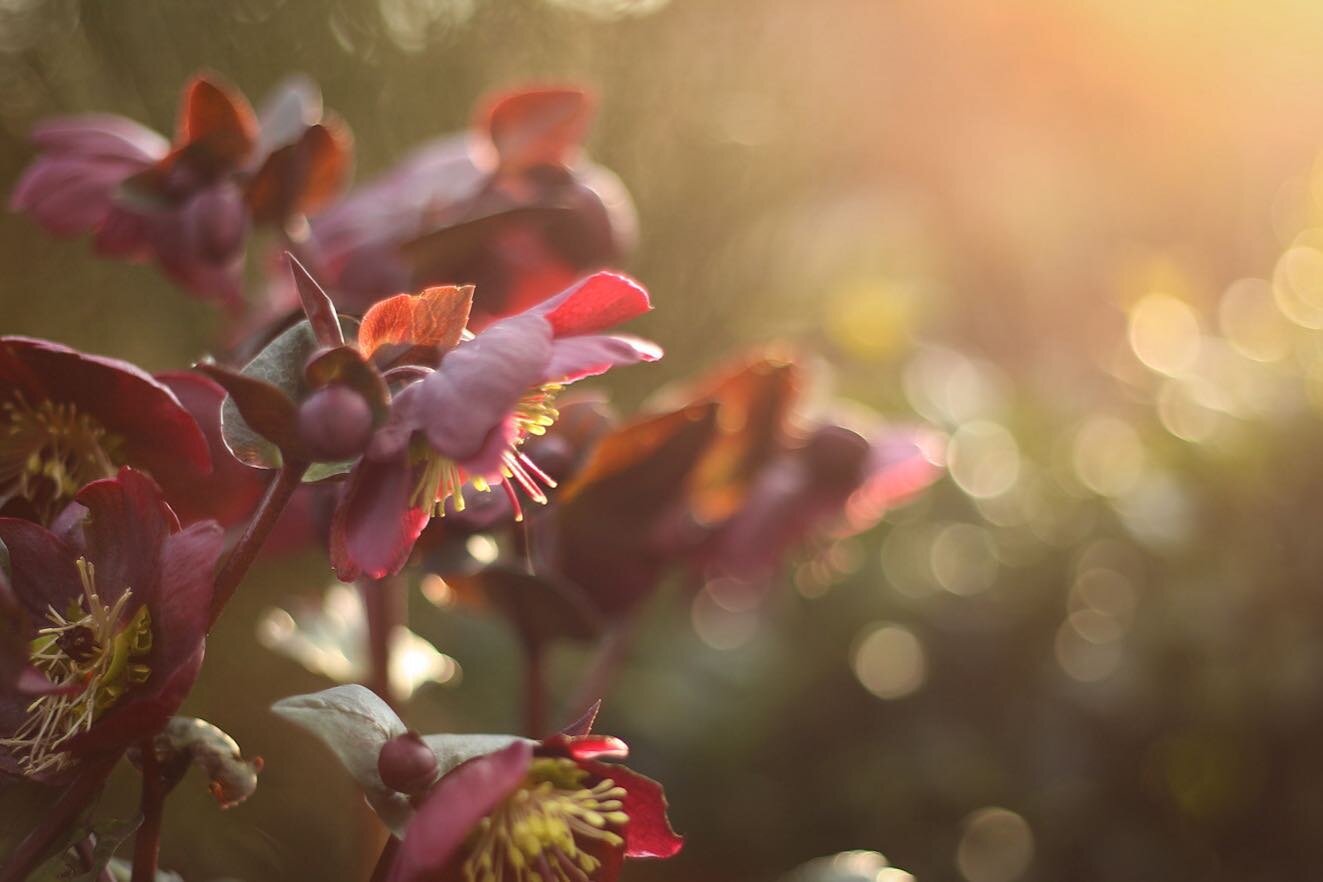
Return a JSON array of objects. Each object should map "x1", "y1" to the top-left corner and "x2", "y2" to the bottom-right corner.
[
  {"x1": 539, "y1": 272, "x2": 652, "y2": 338},
  {"x1": 479, "y1": 88, "x2": 594, "y2": 173},
  {"x1": 175, "y1": 74, "x2": 258, "y2": 166},
  {"x1": 580, "y1": 760, "x2": 684, "y2": 859},
  {"x1": 359, "y1": 286, "x2": 475, "y2": 357}
]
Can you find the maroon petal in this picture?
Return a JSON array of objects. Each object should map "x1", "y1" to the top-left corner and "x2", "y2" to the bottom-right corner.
[
  {"x1": 389, "y1": 740, "x2": 534, "y2": 882},
  {"x1": 0, "y1": 519, "x2": 84, "y2": 621},
  {"x1": 63, "y1": 469, "x2": 177, "y2": 606},
  {"x1": 535, "y1": 272, "x2": 652, "y2": 338},
  {"x1": 579, "y1": 760, "x2": 684, "y2": 859},
  {"x1": 543, "y1": 334, "x2": 661, "y2": 384},
  {"x1": 0, "y1": 337, "x2": 212, "y2": 488},
  {"x1": 330, "y1": 453, "x2": 430, "y2": 581}
]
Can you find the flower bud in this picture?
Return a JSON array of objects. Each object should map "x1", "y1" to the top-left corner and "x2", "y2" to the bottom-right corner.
[
  {"x1": 803, "y1": 425, "x2": 870, "y2": 490},
  {"x1": 378, "y1": 731, "x2": 438, "y2": 796},
  {"x1": 297, "y1": 385, "x2": 374, "y2": 461}
]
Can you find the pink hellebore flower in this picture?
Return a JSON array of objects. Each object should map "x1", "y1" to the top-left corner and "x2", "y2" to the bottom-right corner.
[{"x1": 329, "y1": 272, "x2": 660, "y2": 581}]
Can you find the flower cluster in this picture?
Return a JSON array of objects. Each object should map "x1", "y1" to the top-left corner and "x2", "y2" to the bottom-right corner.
[{"x1": 1, "y1": 68, "x2": 941, "y2": 882}]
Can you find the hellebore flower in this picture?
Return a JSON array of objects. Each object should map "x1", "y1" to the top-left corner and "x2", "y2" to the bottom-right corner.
[
  {"x1": 305, "y1": 86, "x2": 635, "y2": 327},
  {"x1": 330, "y1": 271, "x2": 661, "y2": 581},
  {"x1": 0, "y1": 468, "x2": 223, "y2": 781},
  {"x1": 389, "y1": 736, "x2": 681, "y2": 882},
  {"x1": 11, "y1": 73, "x2": 350, "y2": 305},
  {"x1": 271, "y1": 685, "x2": 681, "y2": 882},
  {"x1": 0, "y1": 336, "x2": 211, "y2": 525}
]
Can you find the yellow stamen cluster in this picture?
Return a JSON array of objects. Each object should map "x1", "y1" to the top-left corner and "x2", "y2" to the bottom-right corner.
[
  {"x1": 463, "y1": 757, "x2": 629, "y2": 882},
  {"x1": 411, "y1": 385, "x2": 562, "y2": 522},
  {"x1": 0, "y1": 559, "x2": 151, "y2": 777},
  {"x1": 0, "y1": 396, "x2": 121, "y2": 519}
]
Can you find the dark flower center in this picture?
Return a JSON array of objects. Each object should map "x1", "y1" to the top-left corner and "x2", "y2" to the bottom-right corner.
[
  {"x1": 0, "y1": 396, "x2": 123, "y2": 521},
  {"x1": 0, "y1": 559, "x2": 151, "y2": 777}
]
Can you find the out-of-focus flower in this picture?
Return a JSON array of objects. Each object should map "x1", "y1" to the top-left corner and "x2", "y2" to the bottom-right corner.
[
  {"x1": 330, "y1": 272, "x2": 660, "y2": 581},
  {"x1": 0, "y1": 336, "x2": 211, "y2": 525},
  {"x1": 388, "y1": 735, "x2": 681, "y2": 882},
  {"x1": 0, "y1": 468, "x2": 223, "y2": 782},
  {"x1": 659, "y1": 353, "x2": 945, "y2": 586},
  {"x1": 11, "y1": 73, "x2": 350, "y2": 305},
  {"x1": 304, "y1": 86, "x2": 635, "y2": 328}
]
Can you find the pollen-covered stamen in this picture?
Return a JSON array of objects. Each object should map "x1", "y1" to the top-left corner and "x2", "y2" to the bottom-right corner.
[
  {"x1": 0, "y1": 396, "x2": 122, "y2": 518},
  {"x1": 411, "y1": 385, "x2": 562, "y2": 522},
  {"x1": 0, "y1": 558, "x2": 151, "y2": 777},
  {"x1": 463, "y1": 757, "x2": 629, "y2": 882}
]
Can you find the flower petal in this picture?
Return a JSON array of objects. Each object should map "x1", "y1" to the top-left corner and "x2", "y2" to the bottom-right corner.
[
  {"x1": 359, "y1": 285, "x2": 474, "y2": 358},
  {"x1": 330, "y1": 452, "x2": 430, "y2": 581},
  {"x1": 411, "y1": 315, "x2": 552, "y2": 461},
  {"x1": 543, "y1": 334, "x2": 661, "y2": 384},
  {"x1": 579, "y1": 760, "x2": 684, "y2": 859},
  {"x1": 536, "y1": 272, "x2": 652, "y2": 338},
  {"x1": 479, "y1": 88, "x2": 594, "y2": 173},
  {"x1": 389, "y1": 740, "x2": 534, "y2": 882}
]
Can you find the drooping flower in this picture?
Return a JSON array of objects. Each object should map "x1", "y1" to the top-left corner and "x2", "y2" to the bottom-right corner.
[
  {"x1": 329, "y1": 272, "x2": 660, "y2": 580},
  {"x1": 0, "y1": 336, "x2": 211, "y2": 525},
  {"x1": 271, "y1": 685, "x2": 681, "y2": 882},
  {"x1": 10, "y1": 73, "x2": 350, "y2": 305},
  {"x1": 303, "y1": 87, "x2": 634, "y2": 328},
  {"x1": 0, "y1": 468, "x2": 223, "y2": 781},
  {"x1": 387, "y1": 735, "x2": 681, "y2": 882}
]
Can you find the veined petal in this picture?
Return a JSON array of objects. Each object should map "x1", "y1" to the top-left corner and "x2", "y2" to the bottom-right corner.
[{"x1": 543, "y1": 334, "x2": 661, "y2": 384}]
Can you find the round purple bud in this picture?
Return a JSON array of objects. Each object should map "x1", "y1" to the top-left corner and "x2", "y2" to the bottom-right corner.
[
  {"x1": 377, "y1": 731, "x2": 438, "y2": 796},
  {"x1": 297, "y1": 385, "x2": 374, "y2": 461}
]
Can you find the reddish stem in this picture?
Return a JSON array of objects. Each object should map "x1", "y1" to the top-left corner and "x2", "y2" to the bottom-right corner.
[
  {"x1": 369, "y1": 836, "x2": 401, "y2": 882},
  {"x1": 362, "y1": 574, "x2": 405, "y2": 708},
  {"x1": 131, "y1": 739, "x2": 166, "y2": 882},
  {"x1": 0, "y1": 756, "x2": 116, "y2": 882},
  {"x1": 208, "y1": 461, "x2": 308, "y2": 630}
]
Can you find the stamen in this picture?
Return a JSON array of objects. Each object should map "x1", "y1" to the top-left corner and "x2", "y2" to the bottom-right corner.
[
  {"x1": 0, "y1": 558, "x2": 151, "y2": 777},
  {"x1": 412, "y1": 385, "x2": 563, "y2": 523},
  {"x1": 461, "y1": 758, "x2": 629, "y2": 882},
  {"x1": 0, "y1": 395, "x2": 122, "y2": 520}
]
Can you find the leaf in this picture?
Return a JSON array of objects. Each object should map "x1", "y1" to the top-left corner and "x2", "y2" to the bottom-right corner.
[
  {"x1": 246, "y1": 120, "x2": 353, "y2": 224},
  {"x1": 397, "y1": 206, "x2": 573, "y2": 285},
  {"x1": 204, "y1": 316, "x2": 349, "y2": 468},
  {"x1": 358, "y1": 285, "x2": 474, "y2": 358},
  {"x1": 287, "y1": 253, "x2": 344, "y2": 347},
  {"x1": 271, "y1": 685, "x2": 412, "y2": 834},
  {"x1": 199, "y1": 362, "x2": 302, "y2": 468}
]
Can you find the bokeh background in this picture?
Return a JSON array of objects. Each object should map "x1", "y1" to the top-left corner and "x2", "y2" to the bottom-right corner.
[{"x1": 9, "y1": 1, "x2": 1323, "y2": 880}]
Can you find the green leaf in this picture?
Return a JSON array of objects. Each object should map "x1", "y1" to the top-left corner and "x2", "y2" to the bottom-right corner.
[{"x1": 271, "y1": 685, "x2": 411, "y2": 833}]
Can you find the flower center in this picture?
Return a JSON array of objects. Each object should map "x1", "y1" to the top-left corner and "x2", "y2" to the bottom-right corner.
[
  {"x1": 0, "y1": 396, "x2": 122, "y2": 520},
  {"x1": 411, "y1": 385, "x2": 562, "y2": 522},
  {"x1": 0, "y1": 559, "x2": 151, "y2": 777},
  {"x1": 463, "y1": 757, "x2": 628, "y2": 882}
]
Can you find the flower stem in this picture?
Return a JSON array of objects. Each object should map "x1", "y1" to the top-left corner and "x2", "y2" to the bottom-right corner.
[
  {"x1": 362, "y1": 574, "x2": 405, "y2": 708},
  {"x1": 131, "y1": 738, "x2": 167, "y2": 882},
  {"x1": 0, "y1": 756, "x2": 116, "y2": 882},
  {"x1": 208, "y1": 460, "x2": 308, "y2": 630},
  {"x1": 562, "y1": 608, "x2": 643, "y2": 726},
  {"x1": 523, "y1": 639, "x2": 547, "y2": 738},
  {"x1": 369, "y1": 836, "x2": 400, "y2": 882}
]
